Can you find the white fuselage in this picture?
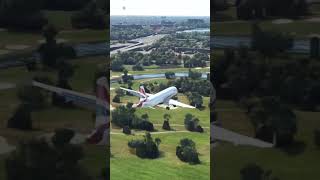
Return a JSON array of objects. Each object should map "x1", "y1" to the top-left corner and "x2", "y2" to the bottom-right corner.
[{"x1": 141, "y1": 87, "x2": 178, "y2": 107}]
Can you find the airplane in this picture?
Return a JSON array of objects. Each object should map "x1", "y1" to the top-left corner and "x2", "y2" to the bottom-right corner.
[
  {"x1": 32, "y1": 77, "x2": 110, "y2": 145},
  {"x1": 120, "y1": 86, "x2": 196, "y2": 110},
  {"x1": 31, "y1": 79, "x2": 273, "y2": 148}
]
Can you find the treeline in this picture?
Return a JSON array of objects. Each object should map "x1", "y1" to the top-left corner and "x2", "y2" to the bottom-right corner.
[
  {"x1": 0, "y1": 0, "x2": 107, "y2": 30},
  {"x1": 111, "y1": 50, "x2": 209, "y2": 72},
  {"x1": 213, "y1": 27, "x2": 320, "y2": 145},
  {"x1": 237, "y1": 0, "x2": 309, "y2": 19},
  {"x1": 110, "y1": 27, "x2": 153, "y2": 40},
  {"x1": 153, "y1": 33, "x2": 210, "y2": 49},
  {"x1": 214, "y1": 48, "x2": 320, "y2": 111}
]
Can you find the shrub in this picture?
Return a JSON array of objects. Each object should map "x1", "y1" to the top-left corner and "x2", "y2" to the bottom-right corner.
[
  {"x1": 128, "y1": 133, "x2": 160, "y2": 159},
  {"x1": 123, "y1": 126, "x2": 131, "y2": 135},
  {"x1": 184, "y1": 114, "x2": 204, "y2": 133},
  {"x1": 7, "y1": 104, "x2": 32, "y2": 130},
  {"x1": 71, "y1": 1, "x2": 107, "y2": 29},
  {"x1": 165, "y1": 72, "x2": 175, "y2": 79},
  {"x1": 17, "y1": 85, "x2": 47, "y2": 110},
  {"x1": 5, "y1": 137, "x2": 91, "y2": 180},
  {"x1": 314, "y1": 129, "x2": 320, "y2": 147},
  {"x1": 132, "y1": 64, "x2": 144, "y2": 71},
  {"x1": 51, "y1": 128, "x2": 75, "y2": 147},
  {"x1": 136, "y1": 121, "x2": 154, "y2": 131},
  {"x1": 112, "y1": 104, "x2": 141, "y2": 128},
  {"x1": 0, "y1": 0, "x2": 47, "y2": 31},
  {"x1": 176, "y1": 138, "x2": 200, "y2": 164},
  {"x1": 112, "y1": 95, "x2": 121, "y2": 103},
  {"x1": 162, "y1": 120, "x2": 171, "y2": 130}
]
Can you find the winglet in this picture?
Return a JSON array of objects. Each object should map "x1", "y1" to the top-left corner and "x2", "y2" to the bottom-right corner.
[{"x1": 139, "y1": 85, "x2": 146, "y2": 96}]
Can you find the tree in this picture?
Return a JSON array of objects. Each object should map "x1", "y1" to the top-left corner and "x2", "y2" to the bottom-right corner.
[
  {"x1": 136, "y1": 121, "x2": 154, "y2": 131},
  {"x1": 251, "y1": 23, "x2": 293, "y2": 57},
  {"x1": 187, "y1": 92, "x2": 203, "y2": 108},
  {"x1": 38, "y1": 25, "x2": 76, "y2": 68},
  {"x1": 314, "y1": 129, "x2": 320, "y2": 147},
  {"x1": 112, "y1": 104, "x2": 140, "y2": 128},
  {"x1": 44, "y1": 0, "x2": 90, "y2": 11},
  {"x1": 165, "y1": 72, "x2": 175, "y2": 79},
  {"x1": 123, "y1": 126, "x2": 131, "y2": 135},
  {"x1": 248, "y1": 97, "x2": 297, "y2": 146},
  {"x1": 7, "y1": 104, "x2": 33, "y2": 130},
  {"x1": 212, "y1": 0, "x2": 229, "y2": 14},
  {"x1": 176, "y1": 138, "x2": 200, "y2": 164},
  {"x1": 51, "y1": 128, "x2": 75, "y2": 148},
  {"x1": 132, "y1": 63, "x2": 144, "y2": 71},
  {"x1": 184, "y1": 114, "x2": 204, "y2": 133},
  {"x1": 17, "y1": 85, "x2": 47, "y2": 110},
  {"x1": 240, "y1": 163, "x2": 279, "y2": 180},
  {"x1": 112, "y1": 95, "x2": 121, "y2": 103},
  {"x1": 141, "y1": 114, "x2": 149, "y2": 121},
  {"x1": 115, "y1": 88, "x2": 125, "y2": 97},
  {"x1": 162, "y1": 114, "x2": 171, "y2": 130},
  {"x1": 5, "y1": 133, "x2": 92, "y2": 180},
  {"x1": 71, "y1": 0, "x2": 107, "y2": 29},
  {"x1": 0, "y1": 0, "x2": 47, "y2": 30},
  {"x1": 155, "y1": 138, "x2": 161, "y2": 147},
  {"x1": 128, "y1": 132, "x2": 160, "y2": 159}
]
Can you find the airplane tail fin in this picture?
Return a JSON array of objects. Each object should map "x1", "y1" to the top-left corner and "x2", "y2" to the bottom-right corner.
[
  {"x1": 139, "y1": 85, "x2": 146, "y2": 96},
  {"x1": 87, "y1": 77, "x2": 109, "y2": 145}
]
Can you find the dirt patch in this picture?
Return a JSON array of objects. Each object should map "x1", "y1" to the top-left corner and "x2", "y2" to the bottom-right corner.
[
  {"x1": 272, "y1": 19, "x2": 293, "y2": 24},
  {"x1": 0, "y1": 49, "x2": 11, "y2": 55},
  {"x1": 5, "y1": 45, "x2": 30, "y2": 50},
  {"x1": 0, "y1": 136, "x2": 16, "y2": 154},
  {"x1": 39, "y1": 132, "x2": 88, "y2": 145},
  {"x1": 37, "y1": 38, "x2": 68, "y2": 44}
]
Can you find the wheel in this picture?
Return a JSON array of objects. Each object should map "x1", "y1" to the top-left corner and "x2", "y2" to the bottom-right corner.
[{"x1": 166, "y1": 107, "x2": 170, "y2": 110}]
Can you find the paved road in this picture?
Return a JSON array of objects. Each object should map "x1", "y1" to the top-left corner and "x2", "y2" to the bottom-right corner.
[
  {"x1": 0, "y1": 83, "x2": 16, "y2": 90},
  {"x1": 110, "y1": 34, "x2": 166, "y2": 55},
  {"x1": 211, "y1": 124, "x2": 273, "y2": 148},
  {"x1": 212, "y1": 36, "x2": 310, "y2": 54},
  {"x1": 0, "y1": 136, "x2": 15, "y2": 154}
]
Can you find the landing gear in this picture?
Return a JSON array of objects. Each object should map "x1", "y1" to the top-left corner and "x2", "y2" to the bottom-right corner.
[{"x1": 166, "y1": 107, "x2": 170, "y2": 110}]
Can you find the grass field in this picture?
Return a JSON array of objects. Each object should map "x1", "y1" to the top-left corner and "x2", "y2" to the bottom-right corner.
[
  {"x1": 214, "y1": 21, "x2": 320, "y2": 37},
  {"x1": 111, "y1": 66, "x2": 210, "y2": 77},
  {"x1": 212, "y1": 99, "x2": 320, "y2": 180},
  {"x1": 110, "y1": 75, "x2": 210, "y2": 180},
  {"x1": 111, "y1": 132, "x2": 210, "y2": 180},
  {"x1": 0, "y1": 55, "x2": 108, "y2": 178},
  {"x1": 0, "y1": 10, "x2": 108, "y2": 55}
]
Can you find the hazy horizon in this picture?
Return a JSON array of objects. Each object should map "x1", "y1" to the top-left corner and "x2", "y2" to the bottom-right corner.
[{"x1": 110, "y1": 0, "x2": 210, "y2": 17}]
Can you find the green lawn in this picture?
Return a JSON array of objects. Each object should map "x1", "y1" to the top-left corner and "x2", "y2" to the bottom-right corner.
[
  {"x1": 0, "y1": 10, "x2": 107, "y2": 55},
  {"x1": 111, "y1": 66, "x2": 210, "y2": 77},
  {"x1": 0, "y1": 55, "x2": 108, "y2": 178},
  {"x1": 44, "y1": 10, "x2": 75, "y2": 30},
  {"x1": 214, "y1": 21, "x2": 320, "y2": 37},
  {"x1": 212, "y1": 100, "x2": 320, "y2": 180},
  {"x1": 111, "y1": 77, "x2": 211, "y2": 127},
  {"x1": 110, "y1": 76, "x2": 210, "y2": 179},
  {"x1": 111, "y1": 132, "x2": 210, "y2": 180}
]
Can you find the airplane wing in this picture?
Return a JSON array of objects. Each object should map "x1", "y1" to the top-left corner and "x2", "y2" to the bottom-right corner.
[
  {"x1": 168, "y1": 99, "x2": 196, "y2": 109},
  {"x1": 32, "y1": 81, "x2": 98, "y2": 108},
  {"x1": 120, "y1": 87, "x2": 146, "y2": 98},
  {"x1": 211, "y1": 124, "x2": 273, "y2": 148},
  {"x1": 33, "y1": 79, "x2": 110, "y2": 146}
]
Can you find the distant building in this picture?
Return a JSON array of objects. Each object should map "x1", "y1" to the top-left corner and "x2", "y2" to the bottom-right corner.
[
  {"x1": 112, "y1": 24, "x2": 143, "y2": 29},
  {"x1": 187, "y1": 19, "x2": 205, "y2": 24},
  {"x1": 161, "y1": 20, "x2": 175, "y2": 27}
]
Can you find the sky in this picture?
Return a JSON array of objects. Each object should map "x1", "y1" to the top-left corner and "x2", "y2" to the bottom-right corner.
[{"x1": 110, "y1": 0, "x2": 210, "y2": 17}]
